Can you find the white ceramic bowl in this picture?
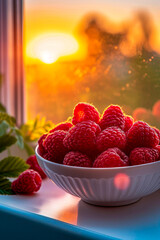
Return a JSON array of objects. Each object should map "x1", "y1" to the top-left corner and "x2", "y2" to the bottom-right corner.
[{"x1": 35, "y1": 146, "x2": 160, "y2": 206}]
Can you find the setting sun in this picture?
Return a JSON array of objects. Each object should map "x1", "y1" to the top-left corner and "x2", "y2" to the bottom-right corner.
[{"x1": 26, "y1": 33, "x2": 79, "y2": 64}]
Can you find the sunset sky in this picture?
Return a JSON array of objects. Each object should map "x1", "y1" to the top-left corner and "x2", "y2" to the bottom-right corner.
[
  {"x1": 25, "y1": 0, "x2": 160, "y2": 122},
  {"x1": 25, "y1": 0, "x2": 160, "y2": 63}
]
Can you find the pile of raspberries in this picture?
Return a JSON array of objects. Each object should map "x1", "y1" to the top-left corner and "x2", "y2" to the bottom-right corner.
[{"x1": 38, "y1": 102, "x2": 160, "y2": 168}]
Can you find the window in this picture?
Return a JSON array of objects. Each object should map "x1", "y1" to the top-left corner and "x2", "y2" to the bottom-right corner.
[
  {"x1": 2, "y1": 0, "x2": 160, "y2": 128},
  {"x1": 0, "y1": 0, "x2": 24, "y2": 125}
]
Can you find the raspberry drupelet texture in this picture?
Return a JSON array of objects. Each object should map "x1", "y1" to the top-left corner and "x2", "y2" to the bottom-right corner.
[
  {"x1": 43, "y1": 130, "x2": 68, "y2": 163},
  {"x1": 113, "y1": 147, "x2": 129, "y2": 165},
  {"x1": 155, "y1": 145, "x2": 160, "y2": 158},
  {"x1": 124, "y1": 115, "x2": 134, "y2": 132},
  {"x1": 72, "y1": 102, "x2": 100, "y2": 125},
  {"x1": 38, "y1": 133, "x2": 48, "y2": 155},
  {"x1": 26, "y1": 155, "x2": 46, "y2": 179},
  {"x1": 49, "y1": 122, "x2": 73, "y2": 133},
  {"x1": 129, "y1": 147, "x2": 159, "y2": 166},
  {"x1": 96, "y1": 126, "x2": 126, "y2": 152},
  {"x1": 93, "y1": 148, "x2": 128, "y2": 168},
  {"x1": 127, "y1": 121, "x2": 159, "y2": 150},
  {"x1": 42, "y1": 152, "x2": 58, "y2": 163},
  {"x1": 63, "y1": 151, "x2": 92, "y2": 167},
  {"x1": 63, "y1": 120, "x2": 101, "y2": 154},
  {"x1": 12, "y1": 169, "x2": 42, "y2": 194},
  {"x1": 99, "y1": 105, "x2": 125, "y2": 130},
  {"x1": 153, "y1": 127, "x2": 160, "y2": 144}
]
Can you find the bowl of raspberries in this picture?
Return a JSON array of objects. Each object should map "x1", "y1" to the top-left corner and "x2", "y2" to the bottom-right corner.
[{"x1": 35, "y1": 102, "x2": 160, "y2": 206}]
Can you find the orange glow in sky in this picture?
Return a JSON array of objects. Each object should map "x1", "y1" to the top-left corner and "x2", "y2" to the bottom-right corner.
[
  {"x1": 26, "y1": 33, "x2": 79, "y2": 64},
  {"x1": 25, "y1": 0, "x2": 160, "y2": 63}
]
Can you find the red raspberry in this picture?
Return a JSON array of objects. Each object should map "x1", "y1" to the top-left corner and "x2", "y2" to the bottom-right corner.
[
  {"x1": 63, "y1": 151, "x2": 92, "y2": 167},
  {"x1": 63, "y1": 120, "x2": 101, "y2": 154},
  {"x1": 99, "y1": 105, "x2": 125, "y2": 130},
  {"x1": 43, "y1": 130, "x2": 68, "y2": 163},
  {"x1": 38, "y1": 133, "x2": 48, "y2": 155},
  {"x1": 96, "y1": 127, "x2": 126, "y2": 152},
  {"x1": 155, "y1": 145, "x2": 160, "y2": 158},
  {"x1": 49, "y1": 122, "x2": 73, "y2": 133},
  {"x1": 129, "y1": 147, "x2": 159, "y2": 166},
  {"x1": 124, "y1": 115, "x2": 134, "y2": 132},
  {"x1": 153, "y1": 127, "x2": 160, "y2": 144},
  {"x1": 93, "y1": 148, "x2": 128, "y2": 168},
  {"x1": 72, "y1": 102, "x2": 100, "y2": 125},
  {"x1": 42, "y1": 152, "x2": 57, "y2": 163},
  {"x1": 113, "y1": 147, "x2": 129, "y2": 165},
  {"x1": 12, "y1": 170, "x2": 42, "y2": 194},
  {"x1": 26, "y1": 155, "x2": 46, "y2": 179},
  {"x1": 127, "y1": 121, "x2": 159, "y2": 150}
]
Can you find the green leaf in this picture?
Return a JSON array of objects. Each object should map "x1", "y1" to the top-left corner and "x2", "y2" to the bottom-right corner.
[
  {"x1": 16, "y1": 134, "x2": 24, "y2": 149},
  {"x1": 0, "y1": 121, "x2": 9, "y2": 136},
  {"x1": 0, "y1": 177, "x2": 14, "y2": 195},
  {"x1": 0, "y1": 156, "x2": 29, "y2": 177},
  {"x1": 0, "y1": 112, "x2": 16, "y2": 126},
  {"x1": 24, "y1": 142, "x2": 35, "y2": 156},
  {"x1": 0, "y1": 189, "x2": 14, "y2": 195},
  {"x1": 0, "y1": 103, "x2": 6, "y2": 112},
  {"x1": 13, "y1": 128, "x2": 24, "y2": 149},
  {"x1": 0, "y1": 134, "x2": 17, "y2": 153}
]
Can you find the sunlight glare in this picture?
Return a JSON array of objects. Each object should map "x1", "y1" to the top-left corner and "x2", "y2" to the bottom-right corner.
[
  {"x1": 39, "y1": 50, "x2": 58, "y2": 64},
  {"x1": 26, "y1": 33, "x2": 79, "y2": 64}
]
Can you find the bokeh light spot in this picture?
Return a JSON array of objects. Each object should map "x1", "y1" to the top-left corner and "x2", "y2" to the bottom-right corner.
[{"x1": 114, "y1": 173, "x2": 130, "y2": 190}]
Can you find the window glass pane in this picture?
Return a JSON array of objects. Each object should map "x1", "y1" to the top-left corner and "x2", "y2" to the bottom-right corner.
[{"x1": 25, "y1": 0, "x2": 160, "y2": 127}]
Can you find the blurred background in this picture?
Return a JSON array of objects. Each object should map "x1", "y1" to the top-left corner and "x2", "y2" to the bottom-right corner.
[
  {"x1": 24, "y1": 0, "x2": 160, "y2": 128},
  {"x1": 1, "y1": 0, "x2": 160, "y2": 130}
]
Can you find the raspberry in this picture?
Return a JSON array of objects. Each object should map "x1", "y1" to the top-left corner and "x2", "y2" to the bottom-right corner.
[
  {"x1": 38, "y1": 133, "x2": 48, "y2": 155},
  {"x1": 93, "y1": 148, "x2": 128, "y2": 168},
  {"x1": 72, "y1": 102, "x2": 100, "y2": 125},
  {"x1": 155, "y1": 145, "x2": 160, "y2": 158},
  {"x1": 63, "y1": 120, "x2": 101, "y2": 154},
  {"x1": 49, "y1": 122, "x2": 73, "y2": 133},
  {"x1": 26, "y1": 155, "x2": 46, "y2": 179},
  {"x1": 63, "y1": 151, "x2": 92, "y2": 167},
  {"x1": 153, "y1": 127, "x2": 160, "y2": 144},
  {"x1": 42, "y1": 152, "x2": 57, "y2": 163},
  {"x1": 113, "y1": 147, "x2": 129, "y2": 165},
  {"x1": 12, "y1": 170, "x2": 42, "y2": 194},
  {"x1": 99, "y1": 105, "x2": 125, "y2": 130},
  {"x1": 124, "y1": 115, "x2": 134, "y2": 132},
  {"x1": 129, "y1": 147, "x2": 159, "y2": 166},
  {"x1": 87, "y1": 149, "x2": 99, "y2": 162},
  {"x1": 43, "y1": 130, "x2": 68, "y2": 163},
  {"x1": 127, "y1": 121, "x2": 159, "y2": 150},
  {"x1": 96, "y1": 127, "x2": 126, "y2": 152}
]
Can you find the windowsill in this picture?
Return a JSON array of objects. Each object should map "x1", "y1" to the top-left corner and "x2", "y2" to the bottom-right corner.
[{"x1": 0, "y1": 178, "x2": 160, "y2": 239}]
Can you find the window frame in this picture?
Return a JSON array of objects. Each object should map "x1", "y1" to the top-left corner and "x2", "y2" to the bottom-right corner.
[{"x1": 0, "y1": 0, "x2": 24, "y2": 125}]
